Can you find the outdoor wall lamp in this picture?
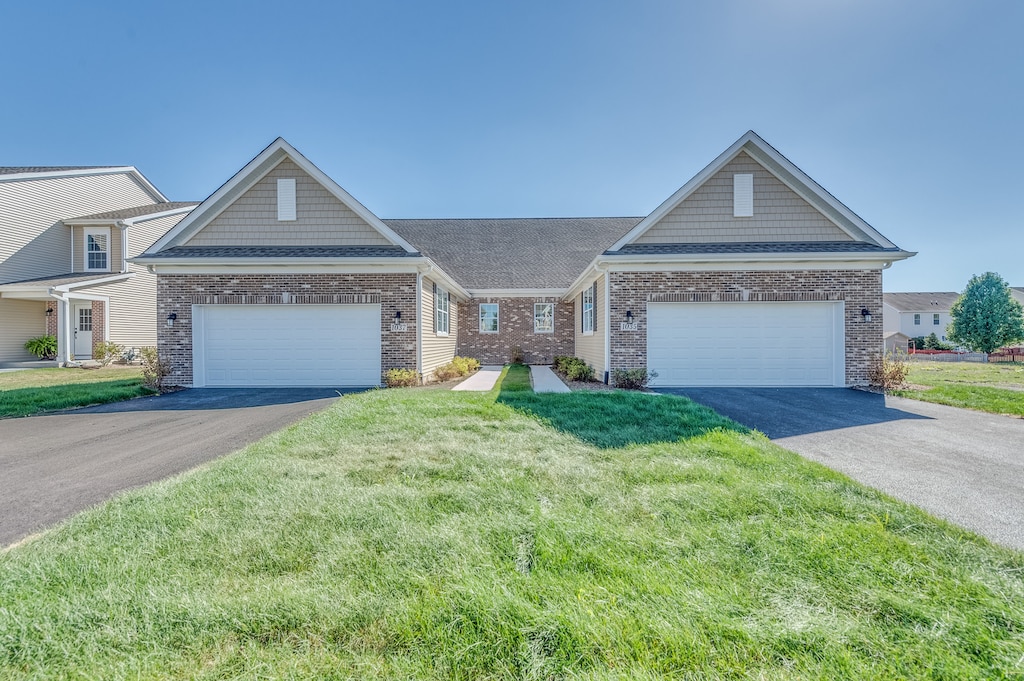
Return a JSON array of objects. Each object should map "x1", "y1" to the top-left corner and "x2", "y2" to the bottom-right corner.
[
  {"x1": 394, "y1": 310, "x2": 401, "y2": 320},
  {"x1": 45, "y1": 307, "x2": 53, "y2": 317},
  {"x1": 166, "y1": 312, "x2": 177, "y2": 328},
  {"x1": 861, "y1": 308, "x2": 872, "y2": 323},
  {"x1": 625, "y1": 310, "x2": 634, "y2": 321}
]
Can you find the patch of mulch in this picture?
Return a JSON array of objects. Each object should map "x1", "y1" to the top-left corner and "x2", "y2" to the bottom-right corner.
[{"x1": 551, "y1": 370, "x2": 618, "y2": 392}]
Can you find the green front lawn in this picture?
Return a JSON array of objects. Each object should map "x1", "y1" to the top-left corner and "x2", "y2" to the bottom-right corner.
[
  {"x1": 0, "y1": 366, "x2": 151, "y2": 418},
  {"x1": 895, "y1": 360, "x2": 1024, "y2": 417},
  {"x1": 1, "y1": 369, "x2": 1022, "y2": 678}
]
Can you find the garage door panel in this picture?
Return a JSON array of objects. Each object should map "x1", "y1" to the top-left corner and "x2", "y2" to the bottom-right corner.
[
  {"x1": 648, "y1": 302, "x2": 843, "y2": 387},
  {"x1": 195, "y1": 305, "x2": 381, "y2": 387}
]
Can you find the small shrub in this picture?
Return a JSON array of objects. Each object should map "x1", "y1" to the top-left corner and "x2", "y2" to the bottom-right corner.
[
  {"x1": 24, "y1": 335, "x2": 57, "y2": 360},
  {"x1": 451, "y1": 356, "x2": 480, "y2": 375},
  {"x1": 140, "y1": 346, "x2": 170, "y2": 391},
  {"x1": 434, "y1": 356, "x2": 481, "y2": 382},
  {"x1": 510, "y1": 346, "x2": 524, "y2": 364},
  {"x1": 868, "y1": 351, "x2": 909, "y2": 392},
  {"x1": 612, "y1": 367, "x2": 658, "y2": 390},
  {"x1": 93, "y1": 341, "x2": 126, "y2": 366},
  {"x1": 557, "y1": 357, "x2": 594, "y2": 382},
  {"x1": 385, "y1": 368, "x2": 420, "y2": 387}
]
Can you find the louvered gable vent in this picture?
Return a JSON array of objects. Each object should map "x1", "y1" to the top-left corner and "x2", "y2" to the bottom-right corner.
[
  {"x1": 733, "y1": 173, "x2": 753, "y2": 217},
  {"x1": 277, "y1": 178, "x2": 296, "y2": 221}
]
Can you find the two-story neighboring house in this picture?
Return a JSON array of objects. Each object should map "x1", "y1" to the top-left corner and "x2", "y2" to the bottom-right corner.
[
  {"x1": 0, "y1": 166, "x2": 195, "y2": 363},
  {"x1": 883, "y1": 292, "x2": 960, "y2": 350}
]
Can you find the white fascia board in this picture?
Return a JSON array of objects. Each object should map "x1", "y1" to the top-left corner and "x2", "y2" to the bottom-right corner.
[
  {"x1": 598, "y1": 258, "x2": 904, "y2": 273},
  {"x1": 135, "y1": 261, "x2": 430, "y2": 275},
  {"x1": 67, "y1": 205, "x2": 196, "y2": 228},
  {"x1": 53, "y1": 291, "x2": 110, "y2": 303},
  {"x1": 146, "y1": 138, "x2": 417, "y2": 254},
  {"x1": 465, "y1": 288, "x2": 566, "y2": 298},
  {"x1": 57, "y1": 273, "x2": 135, "y2": 291},
  {"x1": 419, "y1": 263, "x2": 470, "y2": 301},
  {"x1": 564, "y1": 260, "x2": 605, "y2": 301},
  {"x1": 599, "y1": 249, "x2": 915, "y2": 266}
]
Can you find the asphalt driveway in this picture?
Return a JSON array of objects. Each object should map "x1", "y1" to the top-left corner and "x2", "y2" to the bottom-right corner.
[
  {"x1": 0, "y1": 388, "x2": 347, "y2": 547},
  {"x1": 659, "y1": 387, "x2": 1024, "y2": 551}
]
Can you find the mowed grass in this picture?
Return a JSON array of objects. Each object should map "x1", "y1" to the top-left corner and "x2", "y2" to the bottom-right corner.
[
  {"x1": 0, "y1": 366, "x2": 150, "y2": 418},
  {"x1": 1, "y1": 372, "x2": 1023, "y2": 678},
  {"x1": 896, "y1": 360, "x2": 1024, "y2": 417}
]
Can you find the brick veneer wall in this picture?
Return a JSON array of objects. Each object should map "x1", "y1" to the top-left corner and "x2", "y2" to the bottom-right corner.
[
  {"x1": 608, "y1": 269, "x2": 882, "y2": 385},
  {"x1": 46, "y1": 303, "x2": 57, "y2": 337},
  {"x1": 157, "y1": 273, "x2": 417, "y2": 386},
  {"x1": 91, "y1": 300, "x2": 105, "y2": 352},
  {"x1": 457, "y1": 297, "x2": 574, "y2": 365}
]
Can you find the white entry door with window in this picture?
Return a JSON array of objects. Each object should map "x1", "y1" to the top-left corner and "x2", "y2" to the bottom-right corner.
[
  {"x1": 73, "y1": 304, "x2": 93, "y2": 358},
  {"x1": 192, "y1": 304, "x2": 382, "y2": 387},
  {"x1": 647, "y1": 301, "x2": 845, "y2": 387}
]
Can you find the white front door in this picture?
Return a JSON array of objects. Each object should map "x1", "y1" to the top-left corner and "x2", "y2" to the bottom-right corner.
[{"x1": 73, "y1": 304, "x2": 93, "y2": 359}]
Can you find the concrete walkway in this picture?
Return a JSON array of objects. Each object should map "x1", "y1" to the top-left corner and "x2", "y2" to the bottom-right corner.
[
  {"x1": 451, "y1": 366, "x2": 503, "y2": 391},
  {"x1": 530, "y1": 365, "x2": 571, "y2": 393}
]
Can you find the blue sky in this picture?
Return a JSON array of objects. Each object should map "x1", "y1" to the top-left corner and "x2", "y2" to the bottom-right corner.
[{"x1": 4, "y1": 0, "x2": 1021, "y2": 292}]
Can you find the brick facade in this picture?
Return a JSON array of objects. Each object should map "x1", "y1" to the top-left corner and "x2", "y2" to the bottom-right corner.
[
  {"x1": 608, "y1": 269, "x2": 882, "y2": 385},
  {"x1": 457, "y1": 297, "x2": 574, "y2": 365},
  {"x1": 157, "y1": 273, "x2": 417, "y2": 386},
  {"x1": 91, "y1": 300, "x2": 105, "y2": 352},
  {"x1": 46, "y1": 303, "x2": 57, "y2": 337}
]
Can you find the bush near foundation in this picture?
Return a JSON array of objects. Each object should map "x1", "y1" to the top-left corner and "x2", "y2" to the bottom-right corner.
[{"x1": 385, "y1": 368, "x2": 420, "y2": 387}]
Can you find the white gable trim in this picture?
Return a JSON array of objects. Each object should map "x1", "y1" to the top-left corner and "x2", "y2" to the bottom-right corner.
[
  {"x1": 608, "y1": 131, "x2": 897, "y2": 252},
  {"x1": 145, "y1": 138, "x2": 418, "y2": 254}
]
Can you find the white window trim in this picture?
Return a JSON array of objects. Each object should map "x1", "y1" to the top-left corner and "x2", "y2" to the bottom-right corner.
[
  {"x1": 435, "y1": 286, "x2": 450, "y2": 336},
  {"x1": 479, "y1": 303, "x2": 499, "y2": 334},
  {"x1": 534, "y1": 302, "x2": 554, "y2": 334},
  {"x1": 84, "y1": 227, "x2": 111, "y2": 272},
  {"x1": 582, "y1": 284, "x2": 595, "y2": 335},
  {"x1": 933, "y1": 313, "x2": 940, "y2": 325},
  {"x1": 913, "y1": 313, "x2": 921, "y2": 325}
]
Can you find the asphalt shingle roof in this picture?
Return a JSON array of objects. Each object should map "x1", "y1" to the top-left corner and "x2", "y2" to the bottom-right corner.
[
  {"x1": 386, "y1": 217, "x2": 642, "y2": 289},
  {"x1": 0, "y1": 272, "x2": 129, "y2": 288},
  {"x1": 143, "y1": 245, "x2": 418, "y2": 259},
  {"x1": 67, "y1": 202, "x2": 198, "y2": 222},
  {"x1": 612, "y1": 241, "x2": 898, "y2": 255},
  {"x1": 883, "y1": 292, "x2": 962, "y2": 311},
  {"x1": 0, "y1": 166, "x2": 121, "y2": 176}
]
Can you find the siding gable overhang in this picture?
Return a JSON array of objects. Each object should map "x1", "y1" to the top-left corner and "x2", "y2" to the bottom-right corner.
[
  {"x1": 145, "y1": 138, "x2": 418, "y2": 255},
  {"x1": 608, "y1": 131, "x2": 901, "y2": 252},
  {"x1": 0, "y1": 167, "x2": 168, "y2": 203}
]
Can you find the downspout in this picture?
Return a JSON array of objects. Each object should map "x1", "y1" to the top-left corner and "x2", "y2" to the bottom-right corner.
[
  {"x1": 116, "y1": 219, "x2": 130, "y2": 272},
  {"x1": 599, "y1": 263, "x2": 611, "y2": 384},
  {"x1": 48, "y1": 290, "x2": 71, "y2": 365}
]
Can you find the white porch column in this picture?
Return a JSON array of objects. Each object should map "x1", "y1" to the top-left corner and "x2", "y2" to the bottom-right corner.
[{"x1": 54, "y1": 296, "x2": 71, "y2": 364}]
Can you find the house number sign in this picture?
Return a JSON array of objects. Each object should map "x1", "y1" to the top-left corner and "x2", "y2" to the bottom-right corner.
[
  {"x1": 620, "y1": 322, "x2": 639, "y2": 332},
  {"x1": 390, "y1": 323, "x2": 409, "y2": 332}
]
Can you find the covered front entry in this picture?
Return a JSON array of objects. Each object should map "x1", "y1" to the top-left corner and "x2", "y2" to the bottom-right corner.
[
  {"x1": 647, "y1": 301, "x2": 845, "y2": 387},
  {"x1": 191, "y1": 304, "x2": 382, "y2": 387},
  {"x1": 72, "y1": 303, "x2": 94, "y2": 358}
]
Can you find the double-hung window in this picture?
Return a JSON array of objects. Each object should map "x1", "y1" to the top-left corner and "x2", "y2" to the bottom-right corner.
[
  {"x1": 933, "y1": 313, "x2": 940, "y2": 325},
  {"x1": 534, "y1": 303, "x2": 554, "y2": 333},
  {"x1": 435, "y1": 286, "x2": 450, "y2": 335},
  {"x1": 913, "y1": 313, "x2": 921, "y2": 325},
  {"x1": 479, "y1": 303, "x2": 499, "y2": 333},
  {"x1": 582, "y1": 284, "x2": 595, "y2": 334},
  {"x1": 85, "y1": 228, "x2": 109, "y2": 272}
]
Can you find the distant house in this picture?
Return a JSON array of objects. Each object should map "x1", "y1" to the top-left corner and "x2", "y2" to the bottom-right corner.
[
  {"x1": 883, "y1": 292, "x2": 960, "y2": 343},
  {"x1": 0, "y1": 166, "x2": 195, "y2": 363},
  {"x1": 135, "y1": 132, "x2": 913, "y2": 388}
]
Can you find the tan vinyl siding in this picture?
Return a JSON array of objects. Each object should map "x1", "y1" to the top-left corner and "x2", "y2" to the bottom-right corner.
[
  {"x1": 0, "y1": 172, "x2": 158, "y2": 284},
  {"x1": 93, "y1": 212, "x2": 189, "y2": 348},
  {"x1": 73, "y1": 225, "x2": 121, "y2": 272},
  {"x1": 185, "y1": 159, "x2": 393, "y2": 247},
  {"x1": 421, "y1": 278, "x2": 458, "y2": 381},
  {"x1": 0, "y1": 299, "x2": 47, "y2": 361},
  {"x1": 575, "y1": 274, "x2": 606, "y2": 378},
  {"x1": 636, "y1": 151, "x2": 853, "y2": 244}
]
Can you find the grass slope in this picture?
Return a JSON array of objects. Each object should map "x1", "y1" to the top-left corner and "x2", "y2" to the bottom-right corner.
[
  {"x1": 1, "y1": 374, "x2": 1022, "y2": 679},
  {"x1": 0, "y1": 366, "x2": 149, "y2": 418},
  {"x1": 896, "y1": 361, "x2": 1024, "y2": 417}
]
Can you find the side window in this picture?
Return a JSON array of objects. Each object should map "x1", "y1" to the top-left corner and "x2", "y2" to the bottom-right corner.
[
  {"x1": 479, "y1": 303, "x2": 498, "y2": 333},
  {"x1": 435, "y1": 286, "x2": 449, "y2": 335},
  {"x1": 582, "y1": 285, "x2": 594, "y2": 333},
  {"x1": 85, "y1": 228, "x2": 109, "y2": 271},
  {"x1": 534, "y1": 303, "x2": 554, "y2": 333},
  {"x1": 913, "y1": 313, "x2": 921, "y2": 325},
  {"x1": 933, "y1": 313, "x2": 940, "y2": 325}
]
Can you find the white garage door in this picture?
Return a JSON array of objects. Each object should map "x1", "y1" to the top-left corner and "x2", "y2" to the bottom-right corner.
[
  {"x1": 193, "y1": 304, "x2": 381, "y2": 387},
  {"x1": 647, "y1": 301, "x2": 845, "y2": 387}
]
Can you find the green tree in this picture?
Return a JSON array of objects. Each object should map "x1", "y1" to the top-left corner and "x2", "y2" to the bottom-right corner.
[{"x1": 948, "y1": 272, "x2": 1024, "y2": 353}]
